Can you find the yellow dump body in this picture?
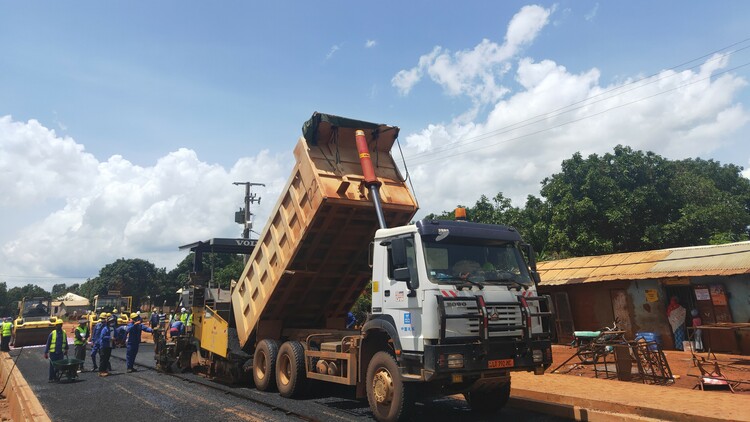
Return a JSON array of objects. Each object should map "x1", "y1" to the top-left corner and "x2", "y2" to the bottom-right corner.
[{"x1": 232, "y1": 114, "x2": 418, "y2": 349}]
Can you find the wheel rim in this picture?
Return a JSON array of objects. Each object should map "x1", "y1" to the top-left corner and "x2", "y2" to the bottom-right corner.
[
  {"x1": 256, "y1": 352, "x2": 267, "y2": 381},
  {"x1": 372, "y1": 367, "x2": 394, "y2": 405},
  {"x1": 279, "y1": 353, "x2": 291, "y2": 386}
]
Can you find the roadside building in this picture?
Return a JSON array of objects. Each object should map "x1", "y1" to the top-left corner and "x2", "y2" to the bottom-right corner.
[
  {"x1": 537, "y1": 241, "x2": 750, "y2": 353},
  {"x1": 51, "y1": 292, "x2": 90, "y2": 319}
]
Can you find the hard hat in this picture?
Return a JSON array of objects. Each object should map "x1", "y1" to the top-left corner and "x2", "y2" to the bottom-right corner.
[
  {"x1": 55, "y1": 319, "x2": 64, "y2": 326},
  {"x1": 153, "y1": 308, "x2": 159, "y2": 313},
  {"x1": 130, "y1": 312, "x2": 138, "y2": 319},
  {"x1": 105, "y1": 313, "x2": 111, "y2": 318},
  {"x1": 112, "y1": 308, "x2": 118, "y2": 313},
  {"x1": 181, "y1": 307, "x2": 186, "y2": 312},
  {"x1": 107, "y1": 315, "x2": 116, "y2": 323},
  {"x1": 99, "y1": 312, "x2": 107, "y2": 318}
]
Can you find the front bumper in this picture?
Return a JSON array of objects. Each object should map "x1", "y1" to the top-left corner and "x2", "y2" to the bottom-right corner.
[{"x1": 416, "y1": 339, "x2": 552, "y2": 381}]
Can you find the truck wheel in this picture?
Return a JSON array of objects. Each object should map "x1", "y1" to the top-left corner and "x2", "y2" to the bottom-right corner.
[
  {"x1": 253, "y1": 339, "x2": 280, "y2": 391},
  {"x1": 276, "y1": 341, "x2": 306, "y2": 398},
  {"x1": 464, "y1": 381, "x2": 511, "y2": 416},
  {"x1": 366, "y1": 351, "x2": 413, "y2": 422}
]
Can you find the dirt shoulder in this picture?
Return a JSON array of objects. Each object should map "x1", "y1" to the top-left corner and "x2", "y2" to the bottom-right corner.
[{"x1": 550, "y1": 344, "x2": 749, "y2": 394}]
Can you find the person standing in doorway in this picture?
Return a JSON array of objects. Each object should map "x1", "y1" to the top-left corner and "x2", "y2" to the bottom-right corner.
[
  {"x1": 691, "y1": 309, "x2": 703, "y2": 352},
  {"x1": 667, "y1": 296, "x2": 687, "y2": 350}
]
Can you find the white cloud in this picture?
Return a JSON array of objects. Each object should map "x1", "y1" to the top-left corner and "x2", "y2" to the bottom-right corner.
[
  {"x1": 0, "y1": 117, "x2": 291, "y2": 289},
  {"x1": 392, "y1": 5, "x2": 551, "y2": 103},
  {"x1": 326, "y1": 44, "x2": 341, "y2": 60},
  {"x1": 399, "y1": 54, "x2": 749, "y2": 219},
  {"x1": 365, "y1": 39, "x2": 377, "y2": 48},
  {"x1": 584, "y1": 3, "x2": 599, "y2": 21}
]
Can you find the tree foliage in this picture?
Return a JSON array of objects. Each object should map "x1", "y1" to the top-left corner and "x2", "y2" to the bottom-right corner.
[{"x1": 430, "y1": 145, "x2": 750, "y2": 259}]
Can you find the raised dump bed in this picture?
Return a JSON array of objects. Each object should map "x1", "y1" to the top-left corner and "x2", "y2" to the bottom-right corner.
[{"x1": 232, "y1": 113, "x2": 418, "y2": 349}]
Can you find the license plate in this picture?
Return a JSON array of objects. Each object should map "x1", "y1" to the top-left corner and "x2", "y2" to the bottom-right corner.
[{"x1": 488, "y1": 359, "x2": 514, "y2": 368}]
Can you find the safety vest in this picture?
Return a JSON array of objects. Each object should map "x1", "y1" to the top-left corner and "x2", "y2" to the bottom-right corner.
[
  {"x1": 49, "y1": 330, "x2": 62, "y2": 353},
  {"x1": 74, "y1": 326, "x2": 87, "y2": 345},
  {"x1": 180, "y1": 313, "x2": 188, "y2": 324},
  {"x1": 1, "y1": 322, "x2": 11, "y2": 337}
]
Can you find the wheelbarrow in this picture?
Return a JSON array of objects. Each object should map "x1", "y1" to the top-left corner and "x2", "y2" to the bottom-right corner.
[{"x1": 51, "y1": 358, "x2": 85, "y2": 382}]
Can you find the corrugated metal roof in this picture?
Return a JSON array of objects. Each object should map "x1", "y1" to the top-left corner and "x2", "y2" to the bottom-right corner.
[{"x1": 538, "y1": 241, "x2": 750, "y2": 286}]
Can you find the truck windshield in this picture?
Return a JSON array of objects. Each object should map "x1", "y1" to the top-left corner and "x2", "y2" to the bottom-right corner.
[{"x1": 422, "y1": 237, "x2": 533, "y2": 287}]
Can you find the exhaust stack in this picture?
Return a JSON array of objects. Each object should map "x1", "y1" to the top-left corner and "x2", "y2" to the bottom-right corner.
[{"x1": 355, "y1": 129, "x2": 387, "y2": 229}]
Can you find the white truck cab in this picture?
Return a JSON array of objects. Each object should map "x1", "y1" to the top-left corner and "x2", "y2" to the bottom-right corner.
[{"x1": 364, "y1": 217, "x2": 554, "y2": 416}]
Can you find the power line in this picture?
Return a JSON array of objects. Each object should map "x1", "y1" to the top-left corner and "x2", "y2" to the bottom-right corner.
[
  {"x1": 408, "y1": 60, "x2": 750, "y2": 167},
  {"x1": 403, "y1": 37, "x2": 750, "y2": 164},
  {"x1": 0, "y1": 274, "x2": 93, "y2": 280}
]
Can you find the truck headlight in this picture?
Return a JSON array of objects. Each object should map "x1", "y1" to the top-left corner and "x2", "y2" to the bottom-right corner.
[
  {"x1": 447, "y1": 353, "x2": 464, "y2": 369},
  {"x1": 532, "y1": 349, "x2": 543, "y2": 363}
]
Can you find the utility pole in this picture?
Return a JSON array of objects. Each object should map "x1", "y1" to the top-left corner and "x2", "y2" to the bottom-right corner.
[{"x1": 233, "y1": 182, "x2": 265, "y2": 262}]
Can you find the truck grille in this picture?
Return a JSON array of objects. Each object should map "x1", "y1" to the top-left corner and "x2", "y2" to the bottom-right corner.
[{"x1": 439, "y1": 297, "x2": 523, "y2": 341}]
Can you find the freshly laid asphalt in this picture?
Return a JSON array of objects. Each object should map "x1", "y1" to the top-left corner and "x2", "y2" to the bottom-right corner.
[{"x1": 11, "y1": 341, "x2": 568, "y2": 422}]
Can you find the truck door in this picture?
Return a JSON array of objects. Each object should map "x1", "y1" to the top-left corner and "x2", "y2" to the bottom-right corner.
[{"x1": 382, "y1": 236, "x2": 423, "y2": 352}]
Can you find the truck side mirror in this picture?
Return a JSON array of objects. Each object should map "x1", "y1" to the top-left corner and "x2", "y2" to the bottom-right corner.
[
  {"x1": 522, "y1": 243, "x2": 537, "y2": 272},
  {"x1": 390, "y1": 238, "x2": 418, "y2": 290},
  {"x1": 391, "y1": 238, "x2": 407, "y2": 268}
]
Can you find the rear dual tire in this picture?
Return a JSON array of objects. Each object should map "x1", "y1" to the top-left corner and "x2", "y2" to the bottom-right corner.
[{"x1": 253, "y1": 339, "x2": 280, "y2": 391}]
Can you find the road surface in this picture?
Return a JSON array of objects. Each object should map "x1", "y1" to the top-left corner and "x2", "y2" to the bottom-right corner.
[{"x1": 11, "y1": 342, "x2": 568, "y2": 421}]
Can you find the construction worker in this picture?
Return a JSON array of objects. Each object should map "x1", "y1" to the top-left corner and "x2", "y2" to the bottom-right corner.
[
  {"x1": 179, "y1": 307, "x2": 188, "y2": 325},
  {"x1": 90, "y1": 312, "x2": 106, "y2": 371},
  {"x1": 158, "y1": 308, "x2": 167, "y2": 329},
  {"x1": 0, "y1": 317, "x2": 12, "y2": 352},
  {"x1": 44, "y1": 320, "x2": 68, "y2": 382},
  {"x1": 125, "y1": 313, "x2": 153, "y2": 373},
  {"x1": 73, "y1": 319, "x2": 89, "y2": 372},
  {"x1": 169, "y1": 319, "x2": 184, "y2": 339},
  {"x1": 149, "y1": 308, "x2": 159, "y2": 329},
  {"x1": 98, "y1": 316, "x2": 115, "y2": 377}
]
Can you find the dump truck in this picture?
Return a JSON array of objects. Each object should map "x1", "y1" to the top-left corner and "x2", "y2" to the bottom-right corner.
[
  {"x1": 157, "y1": 112, "x2": 554, "y2": 422},
  {"x1": 88, "y1": 291, "x2": 133, "y2": 334},
  {"x1": 12, "y1": 297, "x2": 61, "y2": 347}
]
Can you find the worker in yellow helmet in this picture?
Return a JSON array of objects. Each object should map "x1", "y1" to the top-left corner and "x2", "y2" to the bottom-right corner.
[
  {"x1": 44, "y1": 320, "x2": 68, "y2": 382},
  {"x1": 90, "y1": 312, "x2": 107, "y2": 371}
]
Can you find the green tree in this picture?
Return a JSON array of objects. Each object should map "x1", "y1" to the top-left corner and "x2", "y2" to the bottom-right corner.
[
  {"x1": 79, "y1": 258, "x2": 161, "y2": 309},
  {"x1": 427, "y1": 145, "x2": 750, "y2": 259},
  {"x1": 51, "y1": 283, "x2": 67, "y2": 298},
  {"x1": 540, "y1": 146, "x2": 750, "y2": 256},
  {"x1": 0, "y1": 282, "x2": 8, "y2": 317},
  {"x1": 6, "y1": 284, "x2": 50, "y2": 316}
]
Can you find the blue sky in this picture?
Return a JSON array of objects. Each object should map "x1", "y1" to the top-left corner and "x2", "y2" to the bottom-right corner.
[{"x1": 2, "y1": 2, "x2": 750, "y2": 289}]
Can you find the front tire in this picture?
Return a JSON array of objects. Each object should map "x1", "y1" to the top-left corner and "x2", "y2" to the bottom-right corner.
[
  {"x1": 464, "y1": 381, "x2": 511, "y2": 416},
  {"x1": 253, "y1": 339, "x2": 280, "y2": 391},
  {"x1": 276, "y1": 341, "x2": 306, "y2": 398},
  {"x1": 366, "y1": 351, "x2": 413, "y2": 422}
]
